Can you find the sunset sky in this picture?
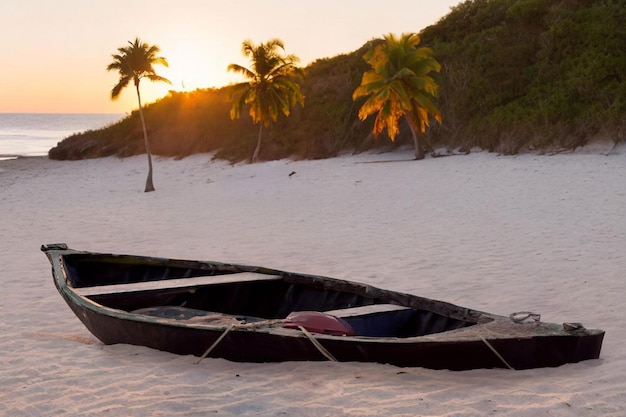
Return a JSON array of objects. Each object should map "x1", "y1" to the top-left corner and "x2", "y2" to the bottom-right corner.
[{"x1": 0, "y1": 0, "x2": 460, "y2": 114}]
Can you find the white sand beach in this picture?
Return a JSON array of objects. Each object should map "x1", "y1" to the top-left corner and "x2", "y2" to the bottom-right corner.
[{"x1": 1, "y1": 146, "x2": 625, "y2": 416}]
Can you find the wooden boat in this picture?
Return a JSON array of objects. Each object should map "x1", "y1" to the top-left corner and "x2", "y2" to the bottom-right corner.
[{"x1": 42, "y1": 243, "x2": 604, "y2": 370}]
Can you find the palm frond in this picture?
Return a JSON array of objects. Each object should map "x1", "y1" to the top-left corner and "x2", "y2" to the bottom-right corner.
[
  {"x1": 145, "y1": 74, "x2": 171, "y2": 84},
  {"x1": 227, "y1": 63, "x2": 258, "y2": 81},
  {"x1": 110, "y1": 76, "x2": 132, "y2": 100},
  {"x1": 228, "y1": 38, "x2": 304, "y2": 126},
  {"x1": 353, "y1": 32, "x2": 442, "y2": 143},
  {"x1": 106, "y1": 37, "x2": 170, "y2": 100}
]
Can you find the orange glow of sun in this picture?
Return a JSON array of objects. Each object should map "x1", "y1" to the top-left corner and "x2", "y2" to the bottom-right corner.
[
  {"x1": 160, "y1": 41, "x2": 239, "y2": 94},
  {"x1": 134, "y1": 39, "x2": 245, "y2": 107}
]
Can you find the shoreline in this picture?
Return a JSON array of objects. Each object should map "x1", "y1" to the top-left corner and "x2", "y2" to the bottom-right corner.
[
  {"x1": 1, "y1": 135, "x2": 623, "y2": 167},
  {"x1": 0, "y1": 154, "x2": 45, "y2": 161}
]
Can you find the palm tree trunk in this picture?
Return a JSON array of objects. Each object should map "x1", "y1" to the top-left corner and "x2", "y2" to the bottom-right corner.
[
  {"x1": 136, "y1": 83, "x2": 155, "y2": 192},
  {"x1": 252, "y1": 124, "x2": 263, "y2": 163},
  {"x1": 408, "y1": 121, "x2": 425, "y2": 160}
]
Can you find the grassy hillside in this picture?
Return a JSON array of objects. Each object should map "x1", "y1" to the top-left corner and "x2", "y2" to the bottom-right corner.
[
  {"x1": 50, "y1": 0, "x2": 626, "y2": 161},
  {"x1": 421, "y1": 0, "x2": 626, "y2": 153}
]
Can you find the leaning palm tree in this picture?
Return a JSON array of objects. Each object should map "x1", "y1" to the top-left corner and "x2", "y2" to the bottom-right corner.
[
  {"x1": 353, "y1": 33, "x2": 441, "y2": 160},
  {"x1": 106, "y1": 37, "x2": 170, "y2": 192},
  {"x1": 228, "y1": 39, "x2": 304, "y2": 162}
]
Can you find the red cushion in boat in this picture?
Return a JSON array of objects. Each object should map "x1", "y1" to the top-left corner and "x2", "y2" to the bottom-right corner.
[{"x1": 283, "y1": 311, "x2": 355, "y2": 336}]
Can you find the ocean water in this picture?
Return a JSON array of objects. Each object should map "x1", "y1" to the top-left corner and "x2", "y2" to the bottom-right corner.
[{"x1": 0, "y1": 113, "x2": 123, "y2": 160}]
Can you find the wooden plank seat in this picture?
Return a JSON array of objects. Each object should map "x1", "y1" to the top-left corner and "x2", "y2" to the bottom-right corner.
[
  {"x1": 324, "y1": 303, "x2": 412, "y2": 318},
  {"x1": 74, "y1": 272, "x2": 282, "y2": 296}
]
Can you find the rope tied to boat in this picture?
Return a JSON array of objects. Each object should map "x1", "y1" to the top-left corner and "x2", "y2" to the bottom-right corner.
[
  {"x1": 298, "y1": 326, "x2": 338, "y2": 362},
  {"x1": 509, "y1": 311, "x2": 541, "y2": 324},
  {"x1": 195, "y1": 323, "x2": 235, "y2": 364},
  {"x1": 479, "y1": 311, "x2": 542, "y2": 370},
  {"x1": 479, "y1": 336, "x2": 515, "y2": 370},
  {"x1": 194, "y1": 318, "x2": 340, "y2": 365}
]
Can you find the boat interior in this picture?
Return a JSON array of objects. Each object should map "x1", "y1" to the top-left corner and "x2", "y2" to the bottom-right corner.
[{"x1": 61, "y1": 254, "x2": 478, "y2": 338}]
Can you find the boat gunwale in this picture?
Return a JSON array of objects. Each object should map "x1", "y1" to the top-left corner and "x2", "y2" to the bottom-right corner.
[
  {"x1": 43, "y1": 244, "x2": 605, "y2": 345},
  {"x1": 43, "y1": 245, "x2": 502, "y2": 344}
]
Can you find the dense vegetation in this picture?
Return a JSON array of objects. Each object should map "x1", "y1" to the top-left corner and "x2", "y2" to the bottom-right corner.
[
  {"x1": 422, "y1": 0, "x2": 626, "y2": 153},
  {"x1": 50, "y1": 0, "x2": 626, "y2": 162}
]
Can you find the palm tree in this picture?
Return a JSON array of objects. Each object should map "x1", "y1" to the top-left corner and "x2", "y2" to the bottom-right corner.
[
  {"x1": 228, "y1": 39, "x2": 304, "y2": 162},
  {"x1": 353, "y1": 33, "x2": 441, "y2": 160},
  {"x1": 106, "y1": 37, "x2": 171, "y2": 192}
]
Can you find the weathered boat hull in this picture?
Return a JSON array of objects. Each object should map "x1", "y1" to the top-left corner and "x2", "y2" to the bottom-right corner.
[{"x1": 43, "y1": 244, "x2": 604, "y2": 370}]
